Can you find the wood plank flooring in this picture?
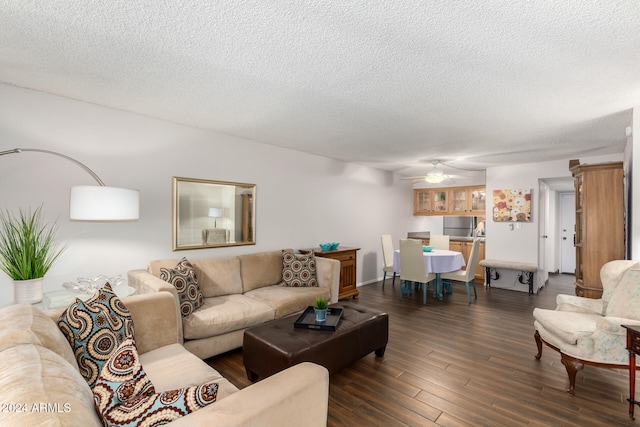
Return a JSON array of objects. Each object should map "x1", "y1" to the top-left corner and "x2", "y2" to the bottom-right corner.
[{"x1": 206, "y1": 275, "x2": 636, "y2": 426}]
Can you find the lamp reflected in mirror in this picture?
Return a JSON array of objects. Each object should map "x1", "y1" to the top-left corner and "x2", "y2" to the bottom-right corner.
[{"x1": 208, "y1": 207, "x2": 222, "y2": 227}]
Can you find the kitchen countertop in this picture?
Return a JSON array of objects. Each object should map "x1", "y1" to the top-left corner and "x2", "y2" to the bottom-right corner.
[{"x1": 407, "y1": 232, "x2": 485, "y2": 242}]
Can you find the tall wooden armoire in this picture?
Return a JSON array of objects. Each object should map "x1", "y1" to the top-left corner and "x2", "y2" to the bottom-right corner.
[{"x1": 570, "y1": 160, "x2": 625, "y2": 298}]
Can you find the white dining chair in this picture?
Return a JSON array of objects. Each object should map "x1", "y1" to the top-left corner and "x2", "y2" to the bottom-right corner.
[
  {"x1": 399, "y1": 239, "x2": 436, "y2": 304},
  {"x1": 381, "y1": 235, "x2": 397, "y2": 289},
  {"x1": 429, "y1": 235, "x2": 450, "y2": 250},
  {"x1": 440, "y1": 238, "x2": 481, "y2": 303}
]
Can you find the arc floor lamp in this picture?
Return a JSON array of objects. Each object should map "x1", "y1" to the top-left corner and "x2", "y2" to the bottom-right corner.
[{"x1": 0, "y1": 148, "x2": 139, "y2": 221}]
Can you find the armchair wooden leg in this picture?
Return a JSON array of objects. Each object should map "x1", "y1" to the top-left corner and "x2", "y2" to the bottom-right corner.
[
  {"x1": 561, "y1": 353, "x2": 584, "y2": 396},
  {"x1": 534, "y1": 330, "x2": 543, "y2": 360}
]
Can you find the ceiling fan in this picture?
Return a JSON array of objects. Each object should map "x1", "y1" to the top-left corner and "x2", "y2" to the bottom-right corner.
[{"x1": 400, "y1": 160, "x2": 470, "y2": 184}]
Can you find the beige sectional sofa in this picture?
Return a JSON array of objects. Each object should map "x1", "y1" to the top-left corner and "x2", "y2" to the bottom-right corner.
[
  {"x1": 128, "y1": 249, "x2": 341, "y2": 359},
  {"x1": 0, "y1": 291, "x2": 329, "y2": 426}
]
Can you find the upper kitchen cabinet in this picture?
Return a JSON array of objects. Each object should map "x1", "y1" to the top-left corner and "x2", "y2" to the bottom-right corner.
[
  {"x1": 414, "y1": 189, "x2": 448, "y2": 215},
  {"x1": 414, "y1": 186, "x2": 485, "y2": 216},
  {"x1": 469, "y1": 186, "x2": 486, "y2": 215}
]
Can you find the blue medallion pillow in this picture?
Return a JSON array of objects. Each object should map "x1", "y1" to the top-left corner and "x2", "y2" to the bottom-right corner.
[
  {"x1": 93, "y1": 336, "x2": 219, "y2": 426},
  {"x1": 159, "y1": 257, "x2": 204, "y2": 317},
  {"x1": 57, "y1": 283, "x2": 135, "y2": 388}
]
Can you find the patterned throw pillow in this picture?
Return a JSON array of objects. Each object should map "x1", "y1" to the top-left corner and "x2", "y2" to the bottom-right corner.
[
  {"x1": 94, "y1": 336, "x2": 219, "y2": 427},
  {"x1": 57, "y1": 283, "x2": 135, "y2": 388},
  {"x1": 160, "y1": 257, "x2": 204, "y2": 317},
  {"x1": 281, "y1": 250, "x2": 318, "y2": 287}
]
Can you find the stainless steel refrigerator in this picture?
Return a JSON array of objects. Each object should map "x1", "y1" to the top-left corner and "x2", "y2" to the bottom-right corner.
[{"x1": 443, "y1": 216, "x2": 477, "y2": 237}]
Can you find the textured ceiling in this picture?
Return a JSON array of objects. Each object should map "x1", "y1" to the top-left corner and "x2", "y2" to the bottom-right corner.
[{"x1": 1, "y1": 1, "x2": 639, "y2": 179}]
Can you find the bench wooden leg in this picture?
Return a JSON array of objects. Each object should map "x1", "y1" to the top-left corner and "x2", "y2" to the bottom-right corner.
[{"x1": 375, "y1": 345, "x2": 386, "y2": 357}]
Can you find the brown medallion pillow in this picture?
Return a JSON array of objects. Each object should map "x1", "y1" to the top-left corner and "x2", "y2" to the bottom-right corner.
[
  {"x1": 281, "y1": 250, "x2": 318, "y2": 287},
  {"x1": 160, "y1": 257, "x2": 204, "y2": 317}
]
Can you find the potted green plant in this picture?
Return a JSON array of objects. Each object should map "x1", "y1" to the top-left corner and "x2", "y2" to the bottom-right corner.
[
  {"x1": 314, "y1": 296, "x2": 328, "y2": 322},
  {"x1": 0, "y1": 206, "x2": 66, "y2": 304}
]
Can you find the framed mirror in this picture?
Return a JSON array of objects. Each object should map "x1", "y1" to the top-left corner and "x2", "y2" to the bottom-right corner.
[{"x1": 172, "y1": 177, "x2": 256, "y2": 250}]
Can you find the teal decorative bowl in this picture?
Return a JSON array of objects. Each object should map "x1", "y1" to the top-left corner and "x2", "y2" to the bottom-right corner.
[
  {"x1": 422, "y1": 245, "x2": 434, "y2": 252},
  {"x1": 319, "y1": 242, "x2": 339, "y2": 251}
]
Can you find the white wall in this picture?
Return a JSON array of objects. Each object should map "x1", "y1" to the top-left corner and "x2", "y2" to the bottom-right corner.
[
  {"x1": 0, "y1": 84, "x2": 423, "y2": 307},
  {"x1": 631, "y1": 107, "x2": 640, "y2": 259}
]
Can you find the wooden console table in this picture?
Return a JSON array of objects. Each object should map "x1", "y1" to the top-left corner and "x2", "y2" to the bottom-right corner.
[
  {"x1": 300, "y1": 246, "x2": 360, "y2": 300},
  {"x1": 624, "y1": 325, "x2": 640, "y2": 419}
]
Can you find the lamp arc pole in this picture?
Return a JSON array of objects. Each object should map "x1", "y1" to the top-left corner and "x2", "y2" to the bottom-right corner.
[
  {"x1": 0, "y1": 148, "x2": 139, "y2": 221},
  {"x1": 0, "y1": 148, "x2": 106, "y2": 185}
]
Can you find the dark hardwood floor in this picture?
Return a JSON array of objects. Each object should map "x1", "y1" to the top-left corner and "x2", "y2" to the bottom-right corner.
[{"x1": 206, "y1": 275, "x2": 636, "y2": 426}]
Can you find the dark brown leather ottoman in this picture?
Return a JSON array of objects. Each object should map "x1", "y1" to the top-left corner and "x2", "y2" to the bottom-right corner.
[{"x1": 243, "y1": 302, "x2": 388, "y2": 381}]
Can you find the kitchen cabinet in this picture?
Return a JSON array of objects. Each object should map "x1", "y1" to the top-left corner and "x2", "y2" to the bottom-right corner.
[
  {"x1": 414, "y1": 189, "x2": 448, "y2": 214},
  {"x1": 414, "y1": 186, "x2": 485, "y2": 216},
  {"x1": 570, "y1": 161, "x2": 624, "y2": 299}
]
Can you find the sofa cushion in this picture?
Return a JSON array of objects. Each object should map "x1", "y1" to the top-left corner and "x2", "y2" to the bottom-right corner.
[
  {"x1": 57, "y1": 284, "x2": 135, "y2": 388},
  {"x1": 0, "y1": 344, "x2": 101, "y2": 426},
  {"x1": 160, "y1": 257, "x2": 204, "y2": 317},
  {"x1": 533, "y1": 308, "x2": 600, "y2": 344},
  {"x1": 240, "y1": 250, "x2": 284, "y2": 292},
  {"x1": 182, "y1": 294, "x2": 274, "y2": 340},
  {"x1": 281, "y1": 250, "x2": 318, "y2": 288},
  {"x1": 193, "y1": 256, "x2": 243, "y2": 297},
  {"x1": 245, "y1": 285, "x2": 330, "y2": 318},
  {"x1": 140, "y1": 343, "x2": 239, "y2": 399},
  {"x1": 605, "y1": 267, "x2": 640, "y2": 320},
  {"x1": 94, "y1": 337, "x2": 218, "y2": 427},
  {"x1": 0, "y1": 303, "x2": 77, "y2": 367}
]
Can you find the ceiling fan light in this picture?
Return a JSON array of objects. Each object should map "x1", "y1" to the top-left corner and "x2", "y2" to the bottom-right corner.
[{"x1": 424, "y1": 173, "x2": 445, "y2": 184}]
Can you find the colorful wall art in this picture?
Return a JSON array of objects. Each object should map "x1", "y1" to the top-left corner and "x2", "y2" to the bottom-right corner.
[{"x1": 492, "y1": 189, "x2": 532, "y2": 222}]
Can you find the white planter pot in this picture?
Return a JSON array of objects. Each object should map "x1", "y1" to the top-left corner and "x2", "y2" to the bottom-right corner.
[{"x1": 14, "y1": 278, "x2": 44, "y2": 304}]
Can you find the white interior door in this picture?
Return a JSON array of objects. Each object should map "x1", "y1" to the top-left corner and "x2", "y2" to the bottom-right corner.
[
  {"x1": 538, "y1": 182, "x2": 549, "y2": 290},
  {"x1": 560, "y1": 193, "x2": 576, "y2": 274}
]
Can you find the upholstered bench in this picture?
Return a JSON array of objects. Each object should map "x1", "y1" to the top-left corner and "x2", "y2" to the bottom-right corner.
[
  {"x1": 242, "y1": 302, "x2": 388, "y2": 381},
  {"x1": 479, "y1": 259, "x2": 538, "y2": 294}
]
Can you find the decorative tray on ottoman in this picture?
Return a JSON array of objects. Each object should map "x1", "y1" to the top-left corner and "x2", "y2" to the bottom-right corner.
[{"x1": 294, "y1": 306, "x2": 343, "y2": 331}]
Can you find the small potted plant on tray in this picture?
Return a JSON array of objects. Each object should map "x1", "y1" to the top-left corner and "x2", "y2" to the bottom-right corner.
[
  {"x1": 314, "y1": 296, "x2": 328, "y2": 322},
  {"x1": 0, "y1": 206, "x2": 66, "y2": 304}
]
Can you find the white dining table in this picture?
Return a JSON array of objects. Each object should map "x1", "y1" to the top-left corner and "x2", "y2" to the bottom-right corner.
[{"x1": 393, "y1": 249, "x2": 465, "y2": 300}]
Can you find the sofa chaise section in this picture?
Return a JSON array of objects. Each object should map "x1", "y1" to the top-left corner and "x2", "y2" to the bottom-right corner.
[{"x1": 0, "y1": 291, "x2": 329, "y2": 426}]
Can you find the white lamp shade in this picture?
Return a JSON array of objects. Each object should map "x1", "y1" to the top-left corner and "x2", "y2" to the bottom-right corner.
[
  {"x1": 70, "y1": 186, "x2": 140, "y2": 221},
  {"x1": 208, "y1": 207, "x2": 222, "y2": 218}
]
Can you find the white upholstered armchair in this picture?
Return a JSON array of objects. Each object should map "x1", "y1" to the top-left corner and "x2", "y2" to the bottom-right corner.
[{"x1": 533, "y1": 260, "x2": 640, "y2": 395}]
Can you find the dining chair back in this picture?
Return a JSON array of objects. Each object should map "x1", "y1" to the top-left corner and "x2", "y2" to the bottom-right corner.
[
  {"x1": 430, "y1": 235, "x2": 450, "y2": 250},
  {"x1": 440, "y1": 238, "x2": 481, "y2": 303},
  {"x1": 381, "y1": 234, "x2": 397, "y2": 289},
  {"x1": 399, "y1": 239, "x2": 436, "y2": 304}
]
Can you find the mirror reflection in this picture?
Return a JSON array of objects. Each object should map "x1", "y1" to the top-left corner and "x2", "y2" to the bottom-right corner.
[{"x1": 172, "y1": 177, "x2": 256, "y2": 250}]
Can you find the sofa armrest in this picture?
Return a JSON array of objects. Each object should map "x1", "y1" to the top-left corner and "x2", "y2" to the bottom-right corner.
[
  {"x1": 170, "y1": 362, "x2": 329, "y2": 427},
  {"x1": 44, "y1": 291, "x2": 183, "y2": 353},
  {"x1": 316, "y1": 257, "x2": 340, "y2": 304},
  {"x1": 122, "y1": 292, "x2": 183, "y2": 352},
  {"x1": 128, "y1": 269, "x2": 178, "y2": 298},
  {"x1": 555, "y1": 294, "x2": 603, "y2": 315}
]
